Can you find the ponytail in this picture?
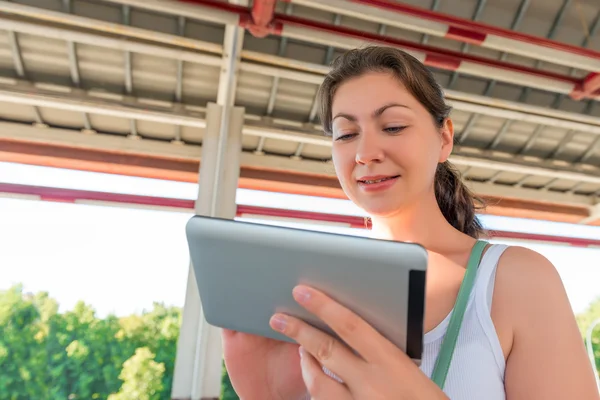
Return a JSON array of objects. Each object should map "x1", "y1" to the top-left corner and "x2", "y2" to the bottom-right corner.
[{"x1": 434, "y1": 161, "x2": 485, "y2": 238}]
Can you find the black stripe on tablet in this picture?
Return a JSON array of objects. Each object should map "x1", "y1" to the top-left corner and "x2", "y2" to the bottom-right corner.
[{"x1": 406, "y1": 270, "x2": 426, "y2": 360}]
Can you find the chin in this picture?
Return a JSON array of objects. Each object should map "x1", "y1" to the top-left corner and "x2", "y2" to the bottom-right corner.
[
  {"x1": 357, "y1": 199, "x2": 405, "y2": 219},
  {"x1": 343, "y1": 187, "x2": 400, "y2": 217},
  {"x1": 364, "y1": 207, "x2": 402, "y2": 219}
]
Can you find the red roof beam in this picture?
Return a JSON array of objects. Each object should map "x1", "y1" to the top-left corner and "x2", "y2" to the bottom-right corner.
[
  {"x1": 319, "y1": 0, "x2": 600, "y2": 74},
  {"x1": 179, "y1": 0, "x2": 594, "y2": 101},
  {"x1": 246, "y1": 0, "x2": 278, "y2": 37},
  {"x1": 571, "y1": 73, "x2": 600, "y2": 101}
]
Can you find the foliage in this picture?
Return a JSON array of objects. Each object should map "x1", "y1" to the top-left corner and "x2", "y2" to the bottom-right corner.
[
  {"x1": 0, "y1": 285, "x2": 49, "y2": 399},
  {"x1": 221, "y1": 361, "x2": 239, "y2": 400},
  {"x1": 108, "y1": 347, "x2": 165, "y2": 400},
  {"x1": 2, "y1": 283, "x2": 599, "y2": 399},
  {"x1": 576, "y1": 296, "x2": 600, "y2": 380},
  {"x1": 2, "y1": 283, "x2": 598, "y2": 400},
  {"x1": 0, "y1": 285, "x2": 180, "y2": 400}
]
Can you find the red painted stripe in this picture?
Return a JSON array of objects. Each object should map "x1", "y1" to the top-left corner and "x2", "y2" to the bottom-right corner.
[
  {"x1": 1, "y1": 182, "x2": 600, "y2": 247},
  {"x1": 424, "y1": 54, "x2": 461, "y2": 71},
  {"x1": 177, "y1": 0, "x2": 581, "y2": 87},
  {"x1": 490, "y1": 230, "x2": 600, "y2": 248},
  {"x1": 582, "y1": 73, "x2": 600, "y2": 97},
  {"x1": 0, "y1": 183, "x2": 196, "y2": 209},
  {"x1": 40, "y1": 196, "x2": 75, "y2": 203},
  {"x1": 275, "y1": 13, "x2": 579, "y2": 85},
  {"x1": 351, "y1": 0, "x2": 600, "y2": 62},
  {"x1": 237, "y1": 204, "x2": 366, "y2": 228},
  {"x1": 248, "y1": 0, "x2": 278, "y2": 38},
  {"x1": 251, "y1": 0, "x2": 276, "y2": 26},
  {"x1": 446, "y1": 26, "x2": 486, "y2": 46},
  {"x1": 570, "y1": 73, "x2": 600, "y2": 100},
  {"x1": 240, "y1": 14, "x2": 283, "y2": 35}
]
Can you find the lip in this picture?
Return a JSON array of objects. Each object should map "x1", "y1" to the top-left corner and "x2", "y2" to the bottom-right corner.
[
  {"x1": 356, "y1": 174, "x2": 400, "y2": 192},
  {"x1": 357, "y1": 175, "x2": 397, "y2": 182}
]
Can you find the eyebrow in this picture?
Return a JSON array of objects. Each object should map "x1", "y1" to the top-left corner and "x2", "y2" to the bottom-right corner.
[{"x1": 332, "y1": 103, "x2": 410, "y2": 122}]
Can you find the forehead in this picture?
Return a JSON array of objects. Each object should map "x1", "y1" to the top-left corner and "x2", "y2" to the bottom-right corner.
[{"x1": 331, "y1": 72, "x2": 417, "y2": 114}]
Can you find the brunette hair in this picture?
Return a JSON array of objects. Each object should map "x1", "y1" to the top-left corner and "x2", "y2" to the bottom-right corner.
[{"x1": 317, "y1": 46, "x2": 484, "y2": 238}]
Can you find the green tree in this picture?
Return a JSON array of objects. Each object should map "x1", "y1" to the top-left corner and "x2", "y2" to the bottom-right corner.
[
  {"x1": 115, "y1": 303, "x2": 181, "y2": 399},
  {"x1": 0, "y1": 285, "x2": 49, "y2": 399},
  {"x1": 44, "y1": 301, "x2": 125, "y2": 399},
  {"x1": 221, "y1": 362, "x2": 239, "y2": 400},
  {"x1": 0, "y1": 285, "x2": 181, "y2": 400},
  {"x1": 108, "y1": 347, "x2": 165, "y2": 400},
  {"x1": 576, "y1": 297, "x2": 600, "y2": 380},
  {"x1": 3, "y1": 283, "x2": 599, "y2": 400}
]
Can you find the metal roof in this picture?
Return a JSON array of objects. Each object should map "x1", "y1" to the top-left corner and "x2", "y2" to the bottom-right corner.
[{"x1": 1, "y1": 0, "x2": 600, "y2": 224}]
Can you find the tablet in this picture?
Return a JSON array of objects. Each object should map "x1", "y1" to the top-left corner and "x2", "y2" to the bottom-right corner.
[{"x1": 185, "y1": 215, "x2": 428, "y2": 362}]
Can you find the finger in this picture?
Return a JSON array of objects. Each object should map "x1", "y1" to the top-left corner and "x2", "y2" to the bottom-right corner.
[
  {"x1": 292, "y1": 285, "x2": 394, "y2": 362},
  {"x1": 270, "y1": 313, "x2": 363, "y2": 384},
  {"x1": 222, "y1": 328, "x2": 236, "y2": 337},
  {"x1": 299, "y1": 346, "x2": 352, "y2": 400}
]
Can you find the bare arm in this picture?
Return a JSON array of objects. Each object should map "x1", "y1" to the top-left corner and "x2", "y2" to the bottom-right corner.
[{"x1": 497, "y1": 247, "x2": 599, "y2": 400}]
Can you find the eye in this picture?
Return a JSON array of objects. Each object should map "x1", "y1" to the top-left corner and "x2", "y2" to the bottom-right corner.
[
  {"x1": 335, "y1": 133, "x2": 357, "y2": 141},
  {"x1": 384, "y1": 126, "x2": 407, "y2": 134}
]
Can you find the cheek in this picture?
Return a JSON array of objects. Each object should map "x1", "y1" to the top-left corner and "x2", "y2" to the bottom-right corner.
[
  {"x1": 331, "y1": 145, "x2": 355, "y2": 171},
  {"x1": 388, "y1": 136, "x2": 422, "y2": 168},
  {"x1": 390, "y1": 135, "x2": 439, "y2": 179},
  {"x1": 332, "y1": 147, "x2": 355, "y2": 184}
]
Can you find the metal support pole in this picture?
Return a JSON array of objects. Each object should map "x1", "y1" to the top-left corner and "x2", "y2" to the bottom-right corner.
[
  {"x1": 172, "y1": 2, "x2": 246, "y2": 396},
  {"x1": 171, "y1": 103, "x2": 244, "y2": 400}
]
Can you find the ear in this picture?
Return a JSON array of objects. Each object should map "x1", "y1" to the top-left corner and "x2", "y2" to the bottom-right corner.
[{"x1": 439, "y1": 118, "x2": 454, "y2": 163}]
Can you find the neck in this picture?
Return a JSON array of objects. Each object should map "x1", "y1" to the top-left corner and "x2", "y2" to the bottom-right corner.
[{"x1": 370, "y1": 192, "x2": 468, "y2": 253}]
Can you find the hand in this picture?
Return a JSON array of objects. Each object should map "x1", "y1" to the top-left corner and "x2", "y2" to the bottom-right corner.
[
  {"x1": 269, "y1": 285, "x2": 449, "y2": 400},
  {"x1": 221, "y1": 330, "x2": 307, "y2": 400}
]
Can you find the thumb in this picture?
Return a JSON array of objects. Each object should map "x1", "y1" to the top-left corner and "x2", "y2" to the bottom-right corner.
[{"x1": 300, "y1": 347, "x2": 352, "y2": 400}]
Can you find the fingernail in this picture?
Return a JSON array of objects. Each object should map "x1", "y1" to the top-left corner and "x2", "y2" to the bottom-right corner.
[
  {"x1": 271, "y1": 314, "x2": 287, "y2": 332},
  {"x1": 293, "y1": 286, "x2": 311, "y2": 304},
  {"x1": 299, "y1": 346, "x2": 305, "y2": 359}
]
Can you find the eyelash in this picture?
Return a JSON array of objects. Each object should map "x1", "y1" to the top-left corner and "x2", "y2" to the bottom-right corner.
[
  {"x1": 335, "y1": 126, "x2": 407, "y2": 141},
  {"x1": 384, "y1": 126, "x2": 407, "y2": 134},
  {"x1": 335, "y1": 133, "x2": 356, "y2": 141}
]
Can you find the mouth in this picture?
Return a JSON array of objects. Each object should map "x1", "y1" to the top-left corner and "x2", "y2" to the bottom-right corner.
[{"x1": 357, "y1": 175, "x2": 401, "y2": 184}]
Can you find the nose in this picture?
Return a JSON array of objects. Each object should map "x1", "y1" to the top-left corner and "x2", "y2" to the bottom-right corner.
[{"x1": 355, "y1": 132, "x2": 385, "y2": 165}]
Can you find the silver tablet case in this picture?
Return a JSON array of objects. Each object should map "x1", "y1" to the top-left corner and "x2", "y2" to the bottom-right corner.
[{"x1": 186, "y1": 215, "x2": 428, "y2": 361}]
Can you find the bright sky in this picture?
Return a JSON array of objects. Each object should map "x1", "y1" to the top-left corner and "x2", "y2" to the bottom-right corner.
[{"x1": 1, "y1": 161, "x2": 599, "y2": 317}]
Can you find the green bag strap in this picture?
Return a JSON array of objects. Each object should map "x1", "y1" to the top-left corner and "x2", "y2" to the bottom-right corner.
[{"x1": 430, "y1": 240, "x2": 488, "y2": 389}]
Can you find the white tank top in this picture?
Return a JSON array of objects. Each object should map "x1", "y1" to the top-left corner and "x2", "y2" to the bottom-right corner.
[
  {"x1": 419, "y1": 243, "x2": 508, "y2": 399},
  {"x1": 320, "y1": 243, "x2": 508, "y2": 399}
]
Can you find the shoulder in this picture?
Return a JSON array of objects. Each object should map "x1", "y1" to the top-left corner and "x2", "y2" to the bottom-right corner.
[
  {"x1": 494, "y1": 244, "x2": 562, "y2": 290},
  {"x1": 482, "y1": 245, "x2": 567, "y2": 357},
  {"x1": 493, "y1": 245, "x2": 569, "y2": 327},
  {"x1": 486, "y1": 245, "x2": 572, "y2": 356},
  {"x1": 491, "y1": 248, "x2": 600, "y2": 398},
  {"x1": 495, "y1": 244, "x2": 557, "y2": 276}
]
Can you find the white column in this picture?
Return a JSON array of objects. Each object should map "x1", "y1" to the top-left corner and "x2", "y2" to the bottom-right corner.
[
  {"x1": 171, "y1": 102, "x2": 244, "y2": 400},
  {"x1": 172, "y1": 0, "x2": 247, "y2": 395},
  {"x1": 171, "y1": 8, "x2": 246, "y2": 397}
]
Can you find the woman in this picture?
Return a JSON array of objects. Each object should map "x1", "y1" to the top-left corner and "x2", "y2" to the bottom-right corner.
[{"x1": 222, "y1": 46, "x2": 599, "y2": 399}]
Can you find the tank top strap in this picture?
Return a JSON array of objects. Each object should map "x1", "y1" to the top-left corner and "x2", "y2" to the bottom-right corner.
[
  {"x1": 473, "y1": 243, "x2": 510, "y2": 372},
  {"x1": 475, "y1": 243, "x2": 509, "y2": 309}
]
